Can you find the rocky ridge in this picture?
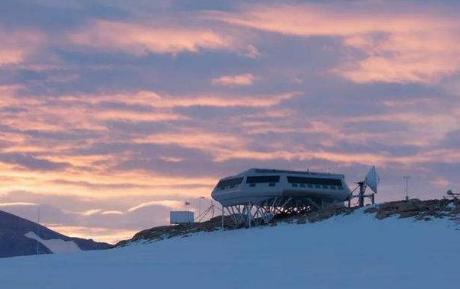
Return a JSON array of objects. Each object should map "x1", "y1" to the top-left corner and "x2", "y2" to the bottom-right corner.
[{"x1": 116, "y1": 198, "x2": 460, "y2": 247}]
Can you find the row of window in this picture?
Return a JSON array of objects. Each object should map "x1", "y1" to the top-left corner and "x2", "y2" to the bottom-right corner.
[
  {"x1": 216, "y1": 175, "x2": 343, "y2": 190},
  {"x1": 246, "y1": 175, "x2": 280, "y2": 184},
  {"x1": 290, "y1": 183, "x2": 343, "y2": 190},
  {"x1": 287, "y1": 176, "x2": 342, "y2": 186},
  {"x1": 249, "y1": 182, "x2": 276, "y2": 187}
]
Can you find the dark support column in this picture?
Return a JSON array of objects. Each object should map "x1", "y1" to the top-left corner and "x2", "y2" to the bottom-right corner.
[{"x1": 358, "y1": 181, "x2": 366, "y2": 207}]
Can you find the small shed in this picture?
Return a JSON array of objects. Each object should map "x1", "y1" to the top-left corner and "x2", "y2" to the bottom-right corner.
[{"x1": 170, "y1": 211, "x2": 194, "y2": 225}]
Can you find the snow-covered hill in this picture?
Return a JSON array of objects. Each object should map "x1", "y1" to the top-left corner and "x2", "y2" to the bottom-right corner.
[
  {"x1": 0, "y1": 210, "x2": 110, "y2": 258},
  {"x1": 0, "y1": 204, "x2": 459, "y2": 289}
]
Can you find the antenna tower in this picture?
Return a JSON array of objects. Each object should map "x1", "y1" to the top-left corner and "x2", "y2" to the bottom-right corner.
[{"x1": 403, "y1": 175, "x2": 410, "y2": 201}]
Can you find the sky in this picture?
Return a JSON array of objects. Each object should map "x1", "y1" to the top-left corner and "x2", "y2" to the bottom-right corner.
[{"x1": 0, "y1": 0, "x2": 460, "y2": 243}]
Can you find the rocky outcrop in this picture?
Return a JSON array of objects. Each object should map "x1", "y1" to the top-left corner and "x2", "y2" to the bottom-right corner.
[
  {"x1": 364, "y1": 198, "x2": 460, "y2": 221},
  {"x1": 116, "y1": 198, "x2": 460, "y2": 247},
  {"x1": 116, "y1": 215, "x2": 235, "y2": 247},
  {"x1": 115, "y1": 205, "x2": 359, "y2": 247}
]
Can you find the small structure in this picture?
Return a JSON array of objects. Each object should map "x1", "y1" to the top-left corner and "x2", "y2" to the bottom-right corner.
[{"x1": 170, "y1": 211, "x2": 194, "y2": 225}]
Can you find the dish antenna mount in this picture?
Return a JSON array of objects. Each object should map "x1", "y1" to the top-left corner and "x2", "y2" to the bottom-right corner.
[
  {"x1": 446, "y1": 190, "x2": 460, "y2": 199},
  {"x1": 348, "y1": 166, "x2": 380, "y2": 207}
]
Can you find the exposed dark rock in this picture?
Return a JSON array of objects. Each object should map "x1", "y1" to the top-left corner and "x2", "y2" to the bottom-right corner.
[
  {"x1": 116, "y1": 215, "x2": 235, "y2": 247},
  {"x1": 399, "y1": 211, "x2": 419, "y2": 218},
  {"x1": 364, "y1": 207, "x2": 378, "y2": 214},
  {"x1": 376, "y1": 211, "x2": 390, "y2": 220},
  {"x1": 396, "y1": 202, "x2": 419, "y2": 212},
  {"x1": 371, "y1": 199, "x2": 460, "y2": 221},
  {"x1": 413, "y1": 201, "x2": 429, "y2": 210}
]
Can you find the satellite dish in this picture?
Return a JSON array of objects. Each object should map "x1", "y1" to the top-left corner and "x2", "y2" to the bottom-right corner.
[{"x1": 365, "y1": 166, "x2": 380, "y2": 194}]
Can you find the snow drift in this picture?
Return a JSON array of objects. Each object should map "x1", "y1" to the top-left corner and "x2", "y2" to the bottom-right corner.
[
  {"x1": 0, "y1": 203, "x2": 459, "y2": 289},
  {"x1": 25, "y1": 232, "x2": 81, "y2": 254}
]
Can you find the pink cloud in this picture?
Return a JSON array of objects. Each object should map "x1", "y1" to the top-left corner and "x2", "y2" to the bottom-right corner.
[
  {"x1": 213, "y1": 147, "x2": 460, "y2": 168},
  {"x1": 206, "y1": 3, "x2": 448, "y2": 37},
  {"x1": 0, "y1": 29, "x2": 44, "y2": 66},
  {"x1": 208, "y1": 2, "x2": 460, "y2": 84},
  {"x1": 337, "y1": 30, "x2": 460, "y2": 84},
  {"x1": 70, "y1": 20, "x2": 233, "y2": 55},
  {"x1": 430, "y1": 177, "x2": 451, "y2": 188},
  {"x1": 60, "y1": 90, "x2": 298, "y2": 109},
  {"x1": 211, "y1": 73, "x2": 255, "y2": 86}
]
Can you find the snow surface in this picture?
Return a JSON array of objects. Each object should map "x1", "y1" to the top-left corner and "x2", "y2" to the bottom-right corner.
[
  {"x1": 2, "y1": 209, "x2": 460, "y2": 289},
  {"x1": 25, "y1": 232, "x2": 81, "y2": 254}
]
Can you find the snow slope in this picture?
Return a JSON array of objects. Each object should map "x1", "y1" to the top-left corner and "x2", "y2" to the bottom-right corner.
[
  {"x1": 0, "y1": 210, "x2": 110, "y2": 258},
  {"x1": 1, "y1": 209, "x2": 459, "y2": 289},
  {"x1": 25, "y1": 232, "x2": 81, "y2": 253}
]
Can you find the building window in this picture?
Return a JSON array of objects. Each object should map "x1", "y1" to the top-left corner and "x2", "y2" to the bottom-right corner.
[
  {"x1": 287, "y1": 176, "x2": 343, "y2": 188},
  {"x1": 246, "y1": 175, "x2": 281, "y2": 184},
  {"x1": 216, "y1": 177, "x2": 244, "y2": 190}
]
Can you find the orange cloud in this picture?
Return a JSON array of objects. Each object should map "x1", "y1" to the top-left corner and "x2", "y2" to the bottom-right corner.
[
  {"x1": 212, "y1": 73, "x2": 255, "y2": 86},
  {"x1": 0, "y1": 160, "x2": 216, "y2": 200},
  {"x1": 0, "y1": 202, "x2": 37, "y2": 207},
  {"x1": 0, "y1": 90, "x2": 297, "y2": 151},
  {"x1": 46, "y1": 225, "x2": 136, "y2": 244},
  {"x1": 70, "y1": 20, "x2": 232, "y2": 55}
]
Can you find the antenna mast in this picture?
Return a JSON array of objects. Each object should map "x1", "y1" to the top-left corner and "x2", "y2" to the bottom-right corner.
[
  {"x1": 198, "y1": 196, "x2": 205, "y2": 217},
  {"x1": 403, "y1": 175, "x2": 410, "y2": 201}
]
